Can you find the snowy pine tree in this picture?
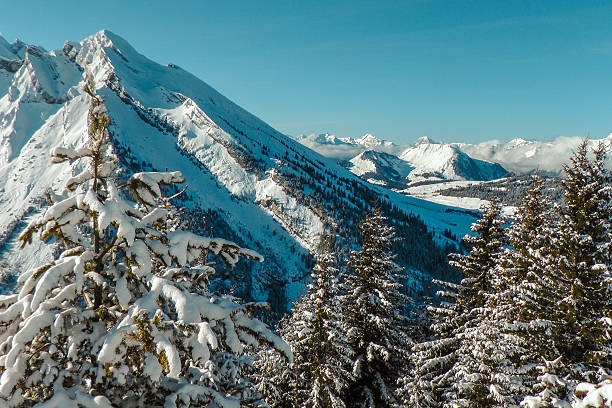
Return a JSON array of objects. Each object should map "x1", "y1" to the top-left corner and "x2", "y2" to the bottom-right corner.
[
  {"x1": 517, "y1": 142, "x2": 612, "y2": 405},
  {"x1": 551, "y1": 140, "x2": 612, "y2": 373},
  {"x1": 499, "y1": 173, "x2": 560, "y2": 353},
  {"x1": 485, "y1": 175, "x2": 560, "y2": 404},
  {"x1": 449, "y1": 196, "x2": 506, "y2": 310},
  {"x1": 338, "y1": 208, "x2": 411, "y2": 408},
  {"x1": 444, "y1": 197, "x2": 509, "y2": 407},
  {"x1": 256, "y1": 236, "x2": 352, "y2": 408},
  {"x1": 0, "y1": 80, "x2": 290, "y2": 407},
  {"x1": 398, "y1": 197, "x2": 509, "y2": 407},
  {"x1": 252, "y1": 341, "x2": 297, "y2": 408}
]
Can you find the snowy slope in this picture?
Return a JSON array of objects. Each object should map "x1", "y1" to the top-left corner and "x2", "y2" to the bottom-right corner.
[
  {"x1": 347, "y1": 150, "x2": 414, "y2": 187},
  {"x1": 398, "y1": 139, "x2": 507, "y2": 183},
  {"x1": 400, "y1": 180, "x2": 517, "y2": 217},
  {"x1": 0, "y1": 30, "x2": 478, "y2": 310}
]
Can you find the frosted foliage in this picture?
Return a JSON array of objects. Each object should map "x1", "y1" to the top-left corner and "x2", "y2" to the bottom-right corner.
[
  {"x1": 255, "y1": 238, "x2": 352, "y2": 408},
  {"x1": 398, "y1": 198, "x2": 517, "y2": 408},
  {"x1": 339, "y1": 209, "x2": 412, "y2": 407},
  {"x1": 0, "y1": 88, "x2": 288, "y2": 407},
  {"x1": 521, "y1": 359, "x2": 612, "y2": 408}
]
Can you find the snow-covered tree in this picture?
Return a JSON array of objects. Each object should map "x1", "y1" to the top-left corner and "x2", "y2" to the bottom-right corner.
[
  {"x1": 491, "y1": 143, "x2": 612, "y2": 404},
  {"x1": 396, "y1": 276, "x2": 459, "y2": 408},
  {"x1": 483, "y1": 175, "x2": 560, "y2": 401},
  {"x1": 0, "y1": 80, "x2": 290, "y2": 407},
  {"x1": 256, "y1": 237, "x2": 352, "y2": 408},
  {"x1": 551, "y1": 140, "x2": 612, "y2": 371},
  {"x1": 515, "y1": 142, "x2": 612, "y2": 405},
  {"x1": 498, "y1": 173, "x2": 560, "y2": 355},
  {"x1": 338, "y1": 208, "x2": 411, "y2": 408},
  {"x1": 398, "y1": 197, "x2": 509, "y2": 407},
  {"x1": 520, "y1": 357, "x2": 612, "y2": 408},
  {"x1": 449, "y1": 196, "x2": 506, "y2": 310},
  {"x1": 252, "y1": 342, "x2": 297, "y2": 408},
  {"x1": 288, "y1": 237, "x2": 353, "y2": 408}
]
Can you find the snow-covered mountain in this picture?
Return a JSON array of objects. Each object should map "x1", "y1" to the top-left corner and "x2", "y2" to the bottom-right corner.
[
  {"x1": 397, "y1": 139, "x2": 507, "y2": 183},
  {"x1": 347, "y1": 150, "x2": 414, "y2": 187},
  {"x1": 349, "y1": 133, "x2": 396, "y2": 149},
  {"x1": 295, "y1": 132, "x2": 402, "y2": 159},
  {"x1": 0, "y1": 30, "x2": 476, "y2": 313},
  {"x1": 454, "y1": 136, "x2": 612, "y2": 174},
  {"x1": 337, "y1": 135, "x2": 507, "y2": 187}
]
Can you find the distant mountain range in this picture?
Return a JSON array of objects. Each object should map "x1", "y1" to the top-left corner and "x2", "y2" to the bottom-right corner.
[
  {"x1": 295, "y1": 132, "x2": 612, "y2": 187},
  {"x1": 297, "y1": 133, "x2": 508, "y2": 187}
]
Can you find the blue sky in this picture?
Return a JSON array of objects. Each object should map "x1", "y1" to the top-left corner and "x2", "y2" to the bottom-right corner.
[{"x1": 1, "y1": 0, "x2": 611, "y2": 144}]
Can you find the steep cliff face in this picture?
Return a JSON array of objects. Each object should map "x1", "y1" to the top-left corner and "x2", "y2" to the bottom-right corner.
[{"x1": 0, "y1": 30, "x2": 475, "y2": 312}]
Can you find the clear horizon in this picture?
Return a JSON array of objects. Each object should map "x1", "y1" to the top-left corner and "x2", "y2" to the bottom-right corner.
[{"x1": 1, "y1": 0, "x2": 611, "y2": 145}]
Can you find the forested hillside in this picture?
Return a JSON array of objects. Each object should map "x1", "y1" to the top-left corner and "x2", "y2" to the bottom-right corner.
[
  {"x1": 0, "y1": 30, "x2": 475, "y2": 318},
  {"x1": 256, "y1": 140, "x2": 611, "y2": 408}
]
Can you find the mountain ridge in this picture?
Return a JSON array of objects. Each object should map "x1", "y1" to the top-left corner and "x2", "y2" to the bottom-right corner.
[
  {"x1": 0, "y1": 30, "x2": 474, "y2": 313},
  {"x1": 323, "y1": 134, "x2": 508, "y2": 187}
]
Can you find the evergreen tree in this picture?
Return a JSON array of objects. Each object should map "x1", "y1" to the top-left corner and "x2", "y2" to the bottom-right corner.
[
  {"x1": 445, "y1": 197, "x2": 509, "y2": 407},
  {"x1": 398, "y1": 198, "x2": 508, "y2": 407},
  {"x1": 253, "y1": 339, "x2": 298, "y2": 408},
  {"x1": 513, "y1": 142, "x2": 612, "y2": 404},
  {"x1": 339, "y1": 208, "x2": 411, "y2": 408},
  {"x1": 256, "y1": 237, "x2": 352, "y2": 408},
  {"x1": 552, "y1": 140, "x2": 612, "y2": 372},
  {"x1": 485, "y1": 175, "x2": 559, "y2": 404},
  {"x1": 397, "y1": 277, "x2": 461, "y2": 408},
  {"x1": 0, "y1": 79, "x2": 290, "y2": 407},
  {"x1": 450, "y1": 196, "x2": 506, "y2": 309}
]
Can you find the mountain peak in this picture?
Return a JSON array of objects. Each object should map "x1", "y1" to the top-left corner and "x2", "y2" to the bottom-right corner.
[
  {"x1": 355, "y1": 133, "x2": 380, "y2": 144},
  {"x1": 90, "y1": 29, "x2": 127, "y2": 46},
  {"x1": 80, "y1": 29, "x2": 140, "y2": 63},
  {"x1": 354, "y1": 133, "x2": 396, "y2": 148},
  {"x1": 414, "y1": 136, "x2": 437, "y2": 145},
  {"x1": 0, "y1": 35, "x2": 24, "y2": 60}
]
